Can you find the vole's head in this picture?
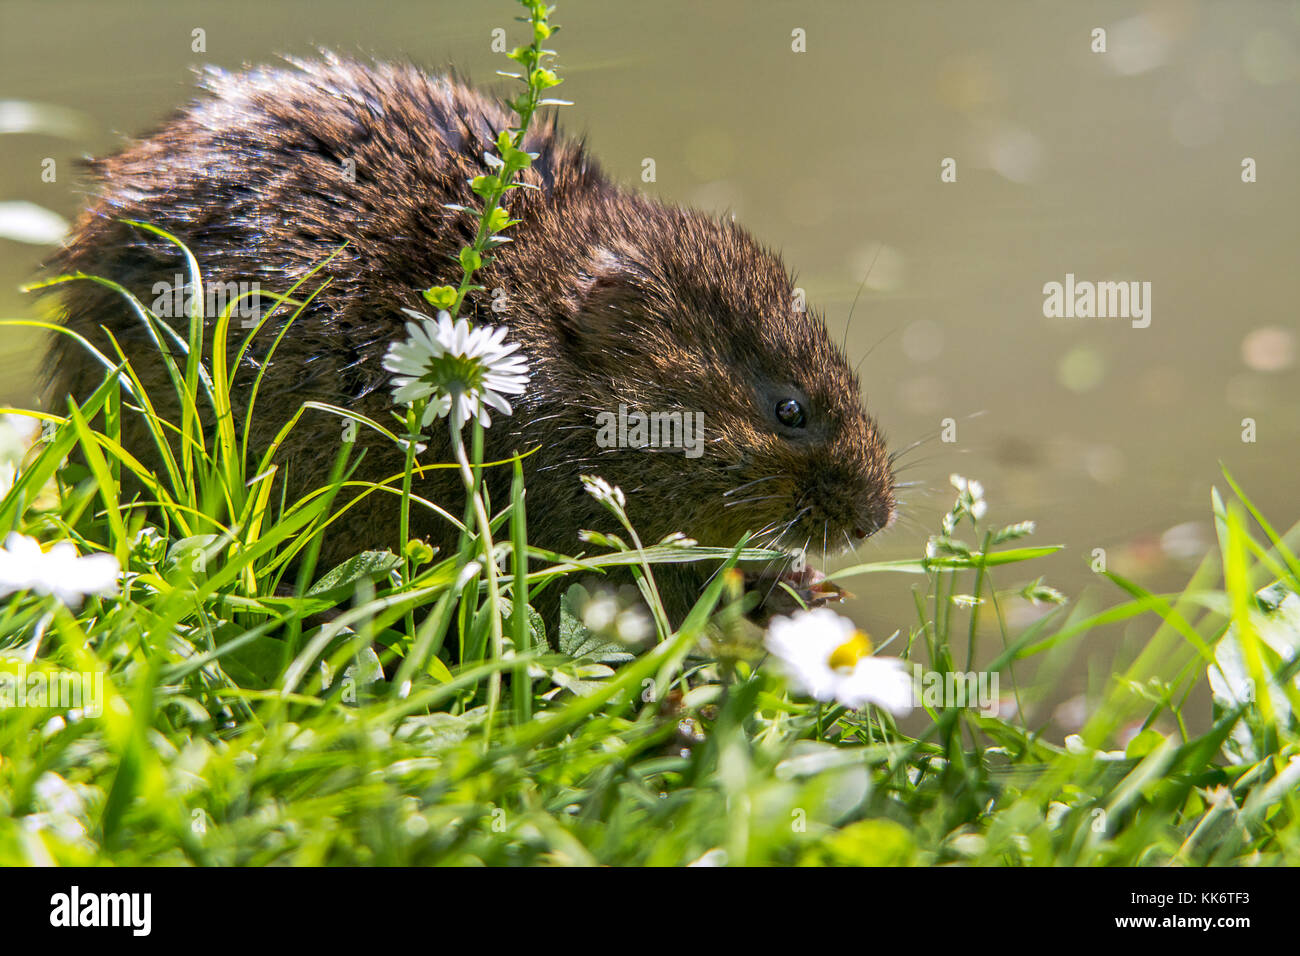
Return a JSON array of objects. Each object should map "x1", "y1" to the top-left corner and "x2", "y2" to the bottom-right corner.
[{"x1": 543, "y1": 200, "x2": 895, "y2": 560}]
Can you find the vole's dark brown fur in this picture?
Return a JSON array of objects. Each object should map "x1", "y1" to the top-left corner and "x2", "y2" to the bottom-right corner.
[{"x1": 43, "y1": 55, "x2": 895, "y2": 624}]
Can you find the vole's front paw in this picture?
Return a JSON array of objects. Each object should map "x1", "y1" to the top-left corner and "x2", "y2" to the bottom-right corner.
[{"x1": 744, "y1": 564, "x2": 850, "y2": 626}]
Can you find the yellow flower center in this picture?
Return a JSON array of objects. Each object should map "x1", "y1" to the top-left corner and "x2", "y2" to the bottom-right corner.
[{"x1": 828, "y1": 631, "x2": 873, "y2": 672}]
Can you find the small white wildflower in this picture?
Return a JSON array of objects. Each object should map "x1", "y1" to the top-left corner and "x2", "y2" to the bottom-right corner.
[
  {"x1": 581, "y1": 474, "x2": 626, "y2": 510},
  {"x1": 948, "y1": 473, "x2": 987, "y2": 522},
  {"x1": 383, "y1": 308, "x2": 529, "y2": 430},
  {"x1": 951, "y1": 474, "x2": 985, "y2": 502},
  {"x1": 764, "y1": 608, "x2": 914, "y2": 716},
  {"x1": 0, "y1": 462, "x2": 15, "y2": 499},
  {"x1": 993, "y1": 520, "x2": 1036, "y2": 543},
  {"x1": 0, "y1": 532, "x2": 120, "y2": 606},
  {"x1": 577, "y1": 528, "x2": 625, "y2": 549},
  {"x1": 657, "y1": 531, "x2": 696, "y2": 548}
]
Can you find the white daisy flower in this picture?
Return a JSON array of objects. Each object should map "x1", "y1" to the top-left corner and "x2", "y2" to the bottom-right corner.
[
  {"x1": 0, "y1": 532, "x2": 120, "y2": 607},
  {"x1": 383, "y1": 308, "x2": 529, "y2": 430},
  {"x1": 764, "y1": 607, "x2": 914, "y2": 715}
]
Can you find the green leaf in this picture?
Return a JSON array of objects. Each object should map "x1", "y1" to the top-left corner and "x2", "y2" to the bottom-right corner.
[
  {"x1": 161, "y1": 534, "x2": 224, "y2": 582},
  {"x1": 924, "y1": 545, "x2": 1064, "y2": 570},
  {"x1": 459, "y1": 247, "x2": 483, "y2": 273},
  {"x1": 307, "y1": 550, "x2": 402, "y2": 601},
  {"x1": 532, "y1": 68, "x2": 561, "y2": 89},
  {"x1": 394, "y1": 707, "x2": 488, "y2": 750},
  {"x1": 422, "y1": 285, "x2": 458, "y2": 310},
  {"x1": 216, "y1": 632, "x2": 290, "y2": 690},
  {"x1": 1124, "y1": 728, "x2": 1166, "y2": 759}
]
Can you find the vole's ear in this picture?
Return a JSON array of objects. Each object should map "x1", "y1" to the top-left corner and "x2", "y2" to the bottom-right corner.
[{"x1": 558, "y1": 245, "x2": 644, "y2": 346}]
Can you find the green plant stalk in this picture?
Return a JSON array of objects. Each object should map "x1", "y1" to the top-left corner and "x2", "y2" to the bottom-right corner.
[
  {"x1": 446, "y1": 0, "x2": 562, "y2": 321},
  {"x1": 510, "y1": 456, "x2": 531, "y2": 724},
  {"x1": 1224, "y1": 503, "x2": 1278, "y2": 735},
  {"x1": 398, "y1": 400, "x2": 426, "y2": 638},
  {"x1": 965, "y1": 529, "x2": 992, "y2": 671},
  {"x1": 450, "y1": 422, "x2": 505, "y2": 745},
  {"x1": 284, "y1": 436, "x2": 358, "y2": 660},
  {"x1": 121, "y1": 220, "x2": 211, "y2": 520}
]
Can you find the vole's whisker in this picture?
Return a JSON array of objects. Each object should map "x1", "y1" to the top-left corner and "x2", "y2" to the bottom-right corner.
[
  {"x1": 843, "y1": 242, "x2": 883, "y2": 354},
  {"x1": 752, "y1": 516, "x2": 788, "y2": 541},
  {"x1": 722, "y1": 474, "x2": 781, "y2": 497},
  {"x1": 892, "y1": 454, "x2": 947, "y2": 475},
  {"x1": 757, "y1": 507, "x2": 811, "y2": 582},
  {"x1": 723, "y1": 494, "x2": 781, "y2": 509},
  {"x1": 760, "y1": 532, "x2": 812, "y2": 609},
  {"x1": 888, "y1": 432, "x2": 938, "y2": 465}
]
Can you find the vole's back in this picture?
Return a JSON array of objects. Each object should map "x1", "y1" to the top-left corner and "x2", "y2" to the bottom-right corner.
[{"x1": 45, "y1": 57, "x2": 600, "y2": 570}]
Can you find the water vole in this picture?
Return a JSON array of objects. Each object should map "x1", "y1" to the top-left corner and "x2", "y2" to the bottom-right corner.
[{"x1": 42, "y1": 56, "x2": 896, "y2": 623}]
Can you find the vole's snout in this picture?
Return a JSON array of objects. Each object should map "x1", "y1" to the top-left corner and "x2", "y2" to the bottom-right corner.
[
  {"x1": 853, "y1": 497, "x2": 896, "y2": 540},
  {"x1": 881, "y1": 504, "x2": 899, "y2": 532},
  {"x1": 841, "y1": 423, "x2": 897, "y2": 544}
]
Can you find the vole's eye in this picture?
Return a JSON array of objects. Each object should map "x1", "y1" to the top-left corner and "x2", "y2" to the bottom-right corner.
[{"x1": 775, "y1": 398, "x2": 806, "y2": 428}]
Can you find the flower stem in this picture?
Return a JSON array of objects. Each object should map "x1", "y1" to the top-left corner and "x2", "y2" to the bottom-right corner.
[
  {"x1": 451, "y1": 421, "x2": 504, "y2": 748},
  {"x1": 398, "y1": 400, "x2": 424, "y2": 637}
]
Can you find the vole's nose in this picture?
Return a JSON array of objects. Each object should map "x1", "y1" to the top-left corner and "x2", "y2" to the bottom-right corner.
[{"x1": 853, "y1": 504, "x2": 897, "y2": 540}]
